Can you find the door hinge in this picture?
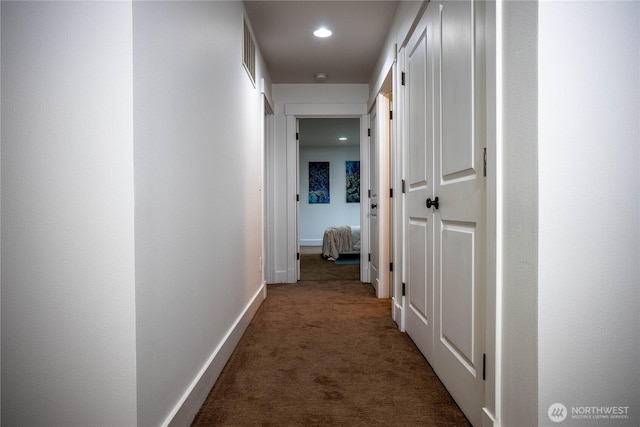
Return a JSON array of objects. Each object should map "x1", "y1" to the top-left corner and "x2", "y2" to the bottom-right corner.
[
  {"x1": 483, "y1": 147, "x2": 487, "y2": 177},
  {"x1": 402, "y1": 179, "x2": 406, "y2": 193},
  {"x1": 390, "y1": 188, "x2": 393, "y2": 198},
  {"x1": 402, "y1": 282, "x2": 406, "y2": 296},
  {"x1": 368, "y1": 253, "x2": 371, "y2": 262},
  {"x1": 401, "y1": 72, "x2": 406, "y2": 86},
  {"x1": 482, "y1": 353, "x2": 486, "y2": 380},
  {"x1": 296, "y1": 132, "x2": 299, "y2": 140},
  {"x1": 368, "y1": 189, "x2": 371, "y2": 198},
  {"x1": 389, "y1": 110, "x2": 393, "y2": 120},
  {"x1": 297, "y1": 252, "x2": 300, "y2": 260},
  {"x1": 390, "y1": 262, "x2": 394, "y2": 272},
  {"x1": 368, "y1": 128, "x2": 371, "y2": 137},
  {"x1": 296, "y1": 194, "x2": 299, "y2": 202}
]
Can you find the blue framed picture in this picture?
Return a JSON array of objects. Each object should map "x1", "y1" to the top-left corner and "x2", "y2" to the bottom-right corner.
[
  {"x1": 346, "y1": 161, "x2": 360, "y2": 203},
  {"x1": 309, "y1": 162, "x2": 330, "y2": 204}
]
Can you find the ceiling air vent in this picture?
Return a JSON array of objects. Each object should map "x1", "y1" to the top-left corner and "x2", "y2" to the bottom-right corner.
[{"x1": 243, "y1": 18, "x2": 256, "y2": 86}]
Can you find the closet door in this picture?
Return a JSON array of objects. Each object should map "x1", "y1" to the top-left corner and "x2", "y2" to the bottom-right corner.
[
  {"x1": 432, "y1": 1, "x2": 486, "y2": 425},
  {"x1": 404, "y1": 8, "x2": 435, "y2": 363},
  {"x1": 402, "y1": 1, "x2": 486, "y2": 425}
]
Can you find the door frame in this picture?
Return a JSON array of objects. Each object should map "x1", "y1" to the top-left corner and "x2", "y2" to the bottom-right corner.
[
  {"x1": 261, "y1": 79, "x2": 274, "y2": 299},
  {"x1": 369, "y1": 93, "x2": 393, "y2": 299},
  {"x1": 284, "y1": 103, "x2": 369, "y2": 283},
  {"x1": 370, "y1": 52, "x2": 404, "y2": 322}
]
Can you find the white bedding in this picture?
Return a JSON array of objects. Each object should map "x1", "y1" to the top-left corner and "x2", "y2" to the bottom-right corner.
[{"x1": 322, "y1": 225, "x2": 361, "y2": 260}]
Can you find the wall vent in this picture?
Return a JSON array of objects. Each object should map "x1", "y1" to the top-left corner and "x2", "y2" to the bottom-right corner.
[{"x1": 243, "y1": 18, "x2": 256, "y2": 86}]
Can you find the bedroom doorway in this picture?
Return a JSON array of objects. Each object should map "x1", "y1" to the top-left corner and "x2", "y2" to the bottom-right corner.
[{"x1": 297, "y1": 117, "x2": 363, "y2": 280}]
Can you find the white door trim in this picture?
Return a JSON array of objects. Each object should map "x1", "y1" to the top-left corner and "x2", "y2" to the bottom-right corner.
[
  {"x1": 285, "y1": 115, "x2": 298, "y2": 283},
  {"x1": 285, "y1": 103, "x2": 366, "y2": 116},
  {"x1": 369, "y1": 95, "x2": 392, "y2": 299},
  {"x1": 482, "y1": 1, "x2": 500, "y2": 424},
  {"x1": 261, "y1": 78, "x2": 274, "y2": 292},
  {"x1": 284, "y1": 102, "x2": 369, "y2": 283}
]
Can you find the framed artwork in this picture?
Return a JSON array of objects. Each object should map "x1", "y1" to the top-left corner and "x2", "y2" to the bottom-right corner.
[
  {"x1": 346, "y1": 161, "x2": 360, "y2": 203},
  {"x1": 309, "y1": 162, "x2": 330, "y2": 204}
]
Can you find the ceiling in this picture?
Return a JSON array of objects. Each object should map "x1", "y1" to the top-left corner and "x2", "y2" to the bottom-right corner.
[
  {"x1": 243, "y1": 1, "x2": 400, "y2": 84},
  {"x1": 299, "y1": 118, "x2": 360, "y2": 148}
]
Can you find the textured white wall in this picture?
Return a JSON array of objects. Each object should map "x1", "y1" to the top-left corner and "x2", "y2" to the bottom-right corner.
[
  {"x1": 299, "y1": 146, "x2": 361, "y2": 245},
  {"x1": 1, "y1": 2, "x2": 137, "y2": 425},
  {"x1": 132, "y1": 2, "x2": 267, "y2": 426},
  {"x1": 538, "y1": 2, "x2": 640, "y2": 425}
]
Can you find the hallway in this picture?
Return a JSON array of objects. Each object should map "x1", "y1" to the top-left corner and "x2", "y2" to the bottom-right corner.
[
  {"x1": 2, "y1": 2, "x2": 638, "y2": 426},
  {"x1": 192, "y1": 253, "x2": 469, "y2": 426}
]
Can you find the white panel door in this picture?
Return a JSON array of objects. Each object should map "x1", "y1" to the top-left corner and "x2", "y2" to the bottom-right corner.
[
  {"x1": 432, "y1": 1, "x2": 485, "y2": 425},
  {"x1": 296, "y1": 119, "x2": 301, "y2": 280},
  {"x1": 403, "y1": 12, "x2": 435, "y2": 362},
  {"x1": 369, "y1": 107, "x2": 380, "y2": 294},
  {"x1": 373, "y1": 95, "x2": 392, "y2": 299}
]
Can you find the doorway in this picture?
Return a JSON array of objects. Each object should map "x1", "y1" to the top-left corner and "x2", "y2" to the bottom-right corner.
[
  {"x1": 277, "y1": 103, "x2": 369, "y2": 285},
  {"x1": 297, "y1": 118, "x2": 363, "y2": 280}
]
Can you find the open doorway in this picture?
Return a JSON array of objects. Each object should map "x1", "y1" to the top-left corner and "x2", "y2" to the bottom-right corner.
[
  {"x1": 297, "y1": 118, "x2": 362, "y2": 280},
  {"x1": 369, "y1": 70, "x2": 395, "y2": 301}
]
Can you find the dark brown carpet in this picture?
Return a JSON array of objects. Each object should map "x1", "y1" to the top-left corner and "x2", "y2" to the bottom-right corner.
[
  {"x1": 192, "y1": 255, "x2": 470, "y2": 426},
  {"x1": 300, "y1": 253, "x2": 360, "y2": 281}
]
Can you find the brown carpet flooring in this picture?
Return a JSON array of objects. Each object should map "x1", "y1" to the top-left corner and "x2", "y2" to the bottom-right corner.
[
  {"x1": 192, "y1": 254, "x2": 470, "y2": 426},
  {"x1": 300, "y1": 253, "x2": 360, "y2": 282}
]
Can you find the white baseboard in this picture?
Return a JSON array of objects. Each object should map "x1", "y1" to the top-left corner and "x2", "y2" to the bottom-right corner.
[
  {"x1": 299, "y1": 239, "x2": 322, "y2": 246},
  {"x1": 360, "y1": 263, "x2": 369, "y2": 283},
  {"x1": 372, "y1": 278, "x2": 379, "y2": 296},
  {"x1": 287, "y1": 267, "x2": 296, "y2": 283},
  {"x1": 392, "y1": 296, "x2": 405, "y2": 332},
  {"x1": 273, "y1": 270, "x2": 288, "y2": 283},
  {"x1": 482, "y1": 406, "x2": 499, "y2": 427},
  {"x1": 163, "y1": 282, "x2": 266, "y2": 427}
]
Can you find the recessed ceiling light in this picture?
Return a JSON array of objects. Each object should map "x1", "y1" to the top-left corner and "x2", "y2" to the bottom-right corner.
[
  {"x1": 339, "y1": 137, "x2": 348, "y2": 141},
  {"x1": 313, "y1": 27, "x2": 332, "y2": 38}
]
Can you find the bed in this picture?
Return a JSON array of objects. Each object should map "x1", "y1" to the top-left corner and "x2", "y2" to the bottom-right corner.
[{"x1": 321, "y1": 225, "x2": 361, "y2": 260}]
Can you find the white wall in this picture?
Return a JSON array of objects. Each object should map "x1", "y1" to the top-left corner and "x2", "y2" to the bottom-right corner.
[
  {"x1": 1, "y1": 2, "x2": 270, "y2": 426},
  {"x1": 499, "y1": 1, "x2": 539, "y2": 425},
  {"x1": 133, "y1": 2, "x2": 268, "y2": 426},
  {"x1": 501, "y1": 1, "x2": 640, "y2": 426},
  {"x1": 274, "y1": 84, "x2": 370, "y2": 105},
  {"x1": 268, "y1": 84, "x2": 368, "y2": 282},
  {"x1": 1, "y1": 2, "x2": 138, "y2": 426},
  {"x1": 369, "y1": 0, "x2": 427, "y2": 101},
  {"x1": 538, "y1": 1, "x2": 640, "y2": 425},
  {"x1": 299, "y1": 146, "x2": 361, "y2": 245}
]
